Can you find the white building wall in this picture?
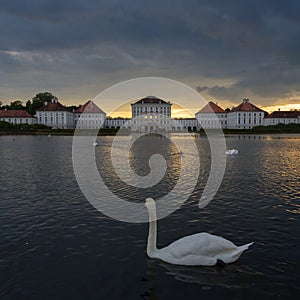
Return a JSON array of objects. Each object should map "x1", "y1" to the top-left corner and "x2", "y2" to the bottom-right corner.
[
  {"x1": 36, "y1": 111, "x2": 74, "y2": 129},
  {"x1": 104, "y1": 118, "x2": 131, "y2": 128},
  {"x1": 0, "y1": 117, "x2": 37, "y2": 125},
  {"x1": 227, "y1": 111, "x2": 264, "y2": 129},
  {"x1": 74, "y1": 112, "x2": 106, "y2": 129},
  {"x1": 131, "y1": 102, "x2": 172, "y2": 132},
  {"x1": 263, "y1": 117, "x2": 300, "y2": 126},
  {"x1": 195, "y1": 113, "x2": 227, "y2": 129},
  {"x1": 171, "y1": 118, "x2": 198, "y2": 131}
]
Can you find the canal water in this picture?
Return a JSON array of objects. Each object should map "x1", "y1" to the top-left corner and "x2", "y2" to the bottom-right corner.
[{"x1": 0, "y1": 134, "x2": 299, "y2": 299}]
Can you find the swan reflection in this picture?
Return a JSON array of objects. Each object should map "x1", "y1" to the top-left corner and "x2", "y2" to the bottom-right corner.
[{"x1": 146, "y1": 258, "x2": 262, "y2": 289}]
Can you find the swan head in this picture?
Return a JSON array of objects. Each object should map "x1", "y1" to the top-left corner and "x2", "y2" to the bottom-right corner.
[
  {"x1": 145, "y1": 198, "x2": 157, "y2": 223},
  {"x1": 145, "y1": 197, "x2": 155, "y2": 208}
]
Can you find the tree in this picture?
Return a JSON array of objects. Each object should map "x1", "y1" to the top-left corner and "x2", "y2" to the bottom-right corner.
[
  {"x1": 9, "y1": 100, "x2": 25, "y2": 110},
  {"x1": 26, "y1": 100, "x2": 31, "y2": 111},
  {"x1": 29, "y1": 92, "x2": 58, "y2": 114},
  {"x1": 66, "y1": 105, "x2": 81, "y2": 112},
  {"x1": 225, "y1": 108, "x2": 231, "y2": 112}
]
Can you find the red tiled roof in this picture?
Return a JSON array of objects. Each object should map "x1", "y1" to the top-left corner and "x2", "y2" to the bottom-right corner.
[
  {"x1": 0, "y1": 110, "x2": 34, "y2": 118},
  {"x1": 134, "y1": 96, "x2": 169, "y2": 104},
  {"x1": 265, "y1": 111, "x2": 300, "y2": 119},
  {"x1": 231, "y1": 99, "x2": 265, "y2": 112},
  {"x1": 196, "y1": 102, "x2": 226, "y2": 114},
  {"x1": 36, "y1": 101, "x2": 67, "y2": 112},
  {"x1": 75, "y1": 100, "x2": 105, "y2": 114}
]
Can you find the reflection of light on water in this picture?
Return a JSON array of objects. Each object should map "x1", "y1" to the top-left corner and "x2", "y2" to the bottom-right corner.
[
  {"x1": 100, "y1": 134, "x2": 202, "y2": 197},
  {"x1": 260, "y1": 138, "x2": 300, "y2": 215}
]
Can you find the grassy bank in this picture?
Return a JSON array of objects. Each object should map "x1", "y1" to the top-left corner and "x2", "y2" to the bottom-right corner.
[
  {"x1": 0, "y1": 128, "x2": 127, "y2": 136},
  {"x1": 251, "y1": 123, "x2": 300, "y2": 133},
  {"x1": 198, "y1": 124, "x2": 300, "y2": 135},
  {"x1": 0, "y1": 121, "x2": 130, "y2": 136},
  {"x1": 1, "y1": 121, "x2": 300, "y2": 136}
]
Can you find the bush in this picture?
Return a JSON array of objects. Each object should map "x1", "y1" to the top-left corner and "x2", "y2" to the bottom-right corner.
[
  {"x1": 0, "y1": 121, "x2": 51, "y2": 131},
  {"x1": 252, "y1": 123, "x2": 300, "y2": 133}
]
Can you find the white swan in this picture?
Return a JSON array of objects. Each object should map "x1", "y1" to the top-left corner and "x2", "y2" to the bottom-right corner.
[
  {"x1": 145, "y1": 198, "x2": 253, "y2": 266},
  {"x1": 93, "y1": 138, "x2": 98, "y2": 147},
  {"x1": 226, "y1": 149, "x2": 238, "y2": 155}
]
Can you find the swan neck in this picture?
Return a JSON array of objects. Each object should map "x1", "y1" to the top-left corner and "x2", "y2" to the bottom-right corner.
[{"x1": 147, "y1": 204, "x2": 158, "y2": 257}]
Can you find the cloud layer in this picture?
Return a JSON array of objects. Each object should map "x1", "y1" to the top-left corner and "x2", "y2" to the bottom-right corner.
[{"x1": 1, "y1": 0, "x2": 300, "y2": 107}]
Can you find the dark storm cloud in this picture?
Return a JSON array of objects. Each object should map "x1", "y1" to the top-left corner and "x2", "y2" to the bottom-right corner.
[{"x1": 0, "y1": 0, "x2": 300, "y2": 104}]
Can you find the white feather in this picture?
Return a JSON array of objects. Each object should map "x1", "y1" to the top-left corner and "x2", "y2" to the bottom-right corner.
[{"x1": 145, "y1": 198, "x2": 253, "y2": 266}]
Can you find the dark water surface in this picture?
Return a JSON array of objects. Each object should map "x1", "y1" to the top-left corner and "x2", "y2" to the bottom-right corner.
[{"x1": 0, "y1": 134, "x2": 300, "y2": 299}]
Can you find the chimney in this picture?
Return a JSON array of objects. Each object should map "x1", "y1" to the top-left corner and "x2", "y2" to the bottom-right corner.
[
  {"x1": 44, "y1": 101, "x2": 47, "y2": 106},
  {"x1": 243, "y1": 98, "x2": 249, "y2": 104}
]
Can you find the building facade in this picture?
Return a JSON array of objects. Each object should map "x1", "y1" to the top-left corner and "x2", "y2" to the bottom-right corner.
[
  {"x1": 0, "y1": 110, "x2": 37, "y2": 125},
  {"x1": 4, "y1": 96, "x2": 295, "y2": 132},
  {"x1": 227, "y1": 98, "x2": 266, "y2": 129},
  {"x1": 263, "y1": 111, "x2": 300, "y2": 126},
  {"x1": 104, "y1": 118, "x2": 131, "y2": 129},
  {"x1": 36, "y1": 98, "x2": 74, "y2": 129},
  {"x1": 195, "y1": 102, "x2": 227, "y2": 129},
  {"x1": 130, "y1": 96, "x2": 172, "y2": 132},
  {"x1": 171, "y1": 118, "x2": 198, "y2": 131},
  {"x1": 74, "y1": 100, "x2": 106, "y2": 129}
]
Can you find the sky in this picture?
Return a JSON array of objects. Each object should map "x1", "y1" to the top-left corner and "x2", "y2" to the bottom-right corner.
[{"x1": 1, "y1": 0, "x2": 300, "y2": 116}]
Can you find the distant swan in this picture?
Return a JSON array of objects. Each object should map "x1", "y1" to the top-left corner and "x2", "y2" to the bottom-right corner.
[
  {"x1": 145, "y1": 198, "x2": 252, "y2": 266},
  {"x1": 93, "y1": 138, "x2": 98, "y2": 147},
  {"x1": 226, "y1": 149, "x2": 238, "y2": 155}
]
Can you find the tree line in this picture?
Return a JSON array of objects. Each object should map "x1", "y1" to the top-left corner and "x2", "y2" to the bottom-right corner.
[{"x1": 0, "y1": 92, "x2": 81, "y2": 115}]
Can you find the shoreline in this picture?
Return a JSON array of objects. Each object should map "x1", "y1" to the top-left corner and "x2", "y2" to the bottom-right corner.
[{"x1": 1, "y1": 129, "x2": 300, "y2": 136}]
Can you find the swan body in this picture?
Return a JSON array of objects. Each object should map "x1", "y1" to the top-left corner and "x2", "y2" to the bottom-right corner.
[
  {"x1": 226, "y1": 149, "x2": 238, "y2": 155},
  {"x1": 145, "y1": 198, "x2": 252, "y2": 266}
]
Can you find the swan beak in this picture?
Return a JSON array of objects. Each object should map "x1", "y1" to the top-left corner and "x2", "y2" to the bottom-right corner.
[{"x1": 145, "y1": 197, "x2": 155, "y2": 207}]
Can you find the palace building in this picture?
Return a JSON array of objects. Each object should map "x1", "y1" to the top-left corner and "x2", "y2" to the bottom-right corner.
[
  {"x1": 4, "y1": 95, "x2": 298, "y2": 131},
  {"x1": 0, "y1": 110, "x2": 37, "y2": 125},
  {"x1": 227, "y1": 98, "x2": 266, "y2": 129},
  {"x1": 195, "y1": 102, "x2": 227, "y2": 129},
  {"x1": 130, "y1": 96, "x2": 172, "y2": 132},
  {"x1": 74, "y1": 100, "x2": 106, "y2": 129},
  {"x1": 263, "y1": 111, "x2": 300, "y2": 126},
  {"x1": 36, "y1": 98, "x2": 74, "y2": 129}
]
